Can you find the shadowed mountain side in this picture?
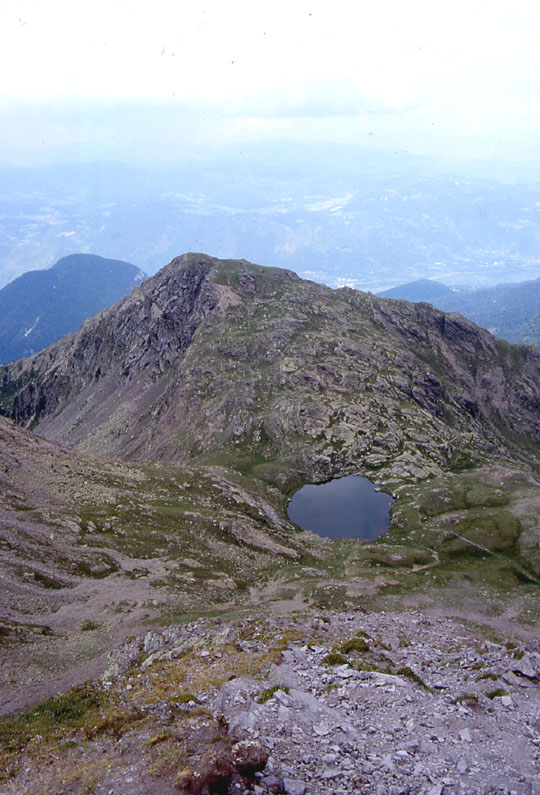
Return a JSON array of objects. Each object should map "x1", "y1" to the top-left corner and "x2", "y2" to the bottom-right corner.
[
  {"x1": 2, "y1": 253, "x2": 540, "y2": 486},
  {"x1": 0, "y1": 253, "x2": 146, "y2": 363}
]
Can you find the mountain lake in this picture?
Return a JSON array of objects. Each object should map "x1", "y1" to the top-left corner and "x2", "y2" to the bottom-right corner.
[{"x1": 287, "y1": 475, "x2": 394, "y2": 540}]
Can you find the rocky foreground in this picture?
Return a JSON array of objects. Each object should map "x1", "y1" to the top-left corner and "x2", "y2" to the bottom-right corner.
[{"x1": 3, "y1": 608, "x2": 540, "y2": 794}]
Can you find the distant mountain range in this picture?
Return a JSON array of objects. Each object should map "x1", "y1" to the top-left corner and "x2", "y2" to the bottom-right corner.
[
  {"x1": 0, "y1": 253, "x2": 146, "y2": 363},
  {"x1": 378, "y1": 279, "x2": 457, "y2": 304},
  {"x1": 379, "y1": 277, "x2": 540, "y2": 346}
]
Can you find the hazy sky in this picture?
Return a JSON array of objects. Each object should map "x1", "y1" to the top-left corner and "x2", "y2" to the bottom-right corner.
[{"x1": 1, "y1": 0, "x2": 539, "y2": 165}]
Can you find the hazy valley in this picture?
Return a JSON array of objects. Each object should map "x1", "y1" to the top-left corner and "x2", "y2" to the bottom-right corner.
[{"x1": 2, "y1": 149, "x2": 540, "y2": 294}]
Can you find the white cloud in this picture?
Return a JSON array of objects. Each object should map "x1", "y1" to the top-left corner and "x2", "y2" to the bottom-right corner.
[
  {"x1": 0, "y1": 0, "x2": 539, "y2": 162},
  {"x1": 2, "y1": 1, "x2": 538, "y2": 105}
]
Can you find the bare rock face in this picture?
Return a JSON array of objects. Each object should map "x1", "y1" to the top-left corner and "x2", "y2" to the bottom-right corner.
[
  {"x1": 2, "y1": 252, "x2": 540, "y2": 482},
  {"x1": 0, "y1": 254, "x2": 217, "y2": 438}
]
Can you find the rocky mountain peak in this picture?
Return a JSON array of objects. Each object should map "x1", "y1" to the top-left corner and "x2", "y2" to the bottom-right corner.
[
  {"x1": 0, "y1": 254, "x2": 221, "y2": 427},
  {"x1": 2, "y1": 253, "x2": 540, "y2": 480}
]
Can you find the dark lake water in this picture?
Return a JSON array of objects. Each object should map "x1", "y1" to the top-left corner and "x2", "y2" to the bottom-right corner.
[{"x1": 287, "y1": 475, "x2": 394, "y2": 540}]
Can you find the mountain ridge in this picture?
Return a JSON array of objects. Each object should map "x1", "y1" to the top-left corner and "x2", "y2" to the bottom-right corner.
[{"x1": 2, "y1": 253, "x2": 540, "y2": 485}]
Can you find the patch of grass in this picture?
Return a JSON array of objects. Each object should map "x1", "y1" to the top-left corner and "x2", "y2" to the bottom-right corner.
[
  {"x1": 340, "y1": 635, "x2": 370, "y2": 654},
  {"x1": 147, "y1": 730, "x2": 174, "y2": 747},
  {"x1": 256, "y1": 685, "x2": 289, "y2": 704},
  {"x1": 397, "y1": 666, "x2": 433, "y2": 692},
  {"x1": 451, "y1": 692, "x2": 479, "y2": 706},
  {"x1": 83, "y1": 707, "x2": 144, "y2": 741},
  {"x1": 0, "y1": 686, "x2": 105, "y2": 784},
  {"x1": 180, "y1": 705, "x2": 214, "y2": 722},
  {"x1": 354, "y1": 661, "x2": 393, "y2": 674},
  {"x1": 323, "y1": 681, "x2": 341, "y2": 692},
  {"x1": 0, "y1": 687, "x2": 101, "y2": 753},
  {"x1": 271, "y1": 628, "x2": 307, "y2": 650},
  {"x1": 81, "y1": 619, "x2": 99, "y2": 631},
  {"x1": 142, "y1": 645, "x2": 281, "y2": 702},
  {"x1": 313, "y1": 584, "x2": 348, "y2": 610},
  {"x1": 486, "y1": 688, "x2": 508, "y2": 700},
  {"x1": 351, "y1": 545, "x2": 436, "y2": 570},
  {"x1": 148, "y1": 742, "x2": 188, "y2": 777},
  {"x1": 321, "y1": 652, "x2": 349, "y2": 666},
  {"x1": 175, "y1": 692, "x2": 201, "y2": 705}
]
